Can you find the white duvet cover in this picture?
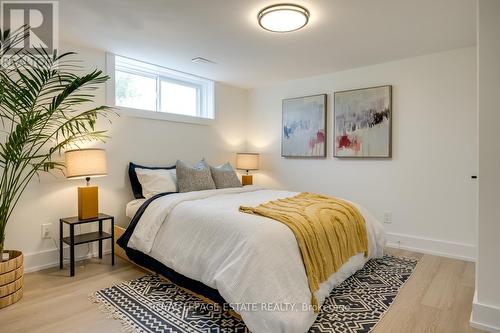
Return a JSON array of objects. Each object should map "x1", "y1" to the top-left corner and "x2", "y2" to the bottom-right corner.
[
  {"x1": 126, "y1": 198, "x2": 146, "y2": 219},
  {"x1": 127, "y1": 186, "x2": 385, "y2": 333}
]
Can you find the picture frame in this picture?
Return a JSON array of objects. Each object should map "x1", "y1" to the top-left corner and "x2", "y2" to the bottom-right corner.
[
  {"x1": 334, "y1": 85, "x2": 392, "y2": 158},
  {"x1": 281, "y1": 94, "x2": 327, "y2": 158}
]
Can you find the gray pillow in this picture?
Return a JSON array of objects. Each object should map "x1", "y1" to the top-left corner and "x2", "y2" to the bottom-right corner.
[
  {"x1": 210, "y1": 162, "x2": 242, "y2": 189},
  {"x1": 176, "y1": 159, "x2": 216, "y2": 193}
]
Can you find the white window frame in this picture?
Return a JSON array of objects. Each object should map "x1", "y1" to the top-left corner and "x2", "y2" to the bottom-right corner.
[{"x1": 106, "y1": 53, "x2": 215, "y2": 125}]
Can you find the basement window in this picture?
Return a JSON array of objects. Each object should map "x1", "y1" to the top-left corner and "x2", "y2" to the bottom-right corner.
[{"x1": 106, "y1": 54, "x2": 215, "y2": 124}]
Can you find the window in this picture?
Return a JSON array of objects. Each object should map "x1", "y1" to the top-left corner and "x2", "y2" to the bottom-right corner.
[
  {"x1": 107, "y1": 54, "x2": 215, "y2": 123},
  {"x1": 160, "y1": 80, "x2": 198, "y2": 116},
  {"x1": 115, "y1": 70, "x2": 157, "y2": 111}
]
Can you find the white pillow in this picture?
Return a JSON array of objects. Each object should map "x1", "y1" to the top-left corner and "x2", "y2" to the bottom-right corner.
[{"x1": 135, "y1": 168, "x2": 177, "y2": 198}]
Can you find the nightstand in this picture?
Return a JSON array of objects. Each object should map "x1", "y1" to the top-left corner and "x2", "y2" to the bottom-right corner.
[{"x1": 59, "y1": 213, "x2": 115, "y2": 276}]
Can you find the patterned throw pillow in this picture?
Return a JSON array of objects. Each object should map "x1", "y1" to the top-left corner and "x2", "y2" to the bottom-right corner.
[
  {"x1": 210, "y1": 162, "x2": 242, "y2": 189},
  {"x1": 176, "y1": 159, "x2": 216, "y2": 193}
]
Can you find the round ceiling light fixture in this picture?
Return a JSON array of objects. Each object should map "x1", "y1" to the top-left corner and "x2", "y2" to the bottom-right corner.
[{"x1": 258, "y1": 3, "x2": 310, "y2": 33}]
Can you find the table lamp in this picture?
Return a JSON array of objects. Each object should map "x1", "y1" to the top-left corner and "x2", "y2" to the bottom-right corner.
[
  {"x1": 65, "y1": 148, "x2": 107, "y2": 220},
  {"x1": 236, "y1": 153, "x2": 259, "y2": 186}
]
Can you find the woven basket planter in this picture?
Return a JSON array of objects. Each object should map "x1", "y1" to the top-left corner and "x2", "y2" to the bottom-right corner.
[{"x1": 0, "y1": 250, "x2": 24, "y2": 309}]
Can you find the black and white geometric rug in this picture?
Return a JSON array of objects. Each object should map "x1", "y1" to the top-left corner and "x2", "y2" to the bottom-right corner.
[{"x1": 90, "y1": 255, "x2": 417, "y2": 333}]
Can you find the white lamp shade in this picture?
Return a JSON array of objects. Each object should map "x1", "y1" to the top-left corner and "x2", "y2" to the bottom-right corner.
[
  {"x1": 65, "y1": 148, "x2": 107, "y2": 179},
  {"x1": 236, "y1": 153, "x2": 260, "y2": 171}
]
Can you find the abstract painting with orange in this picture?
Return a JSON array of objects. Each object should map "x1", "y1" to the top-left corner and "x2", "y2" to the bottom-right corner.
[{"x1": 334, "y1": 86, "x2": 392, "y2": 158}]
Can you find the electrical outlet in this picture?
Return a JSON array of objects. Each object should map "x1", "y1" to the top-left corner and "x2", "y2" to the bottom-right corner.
[
  {"x1": 383, "y1": 211, "x2": 392, "y2": 224},
  {"x1": 41, "y1": 223, "x2": 52, "y2": 239}
]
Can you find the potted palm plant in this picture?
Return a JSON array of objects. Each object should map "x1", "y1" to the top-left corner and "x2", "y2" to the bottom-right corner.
[{"x1": 0, "y1": 27, "x2": 112, "y2": 308}]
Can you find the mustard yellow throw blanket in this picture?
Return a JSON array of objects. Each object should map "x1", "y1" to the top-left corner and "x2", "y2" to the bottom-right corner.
[{"x1": 239, "y1": 192, "x2": 368, "y2": 310}]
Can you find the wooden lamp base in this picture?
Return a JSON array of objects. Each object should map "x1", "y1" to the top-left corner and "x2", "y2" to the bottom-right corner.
[
  {"x1": 78, "y1": 186, "x2": 99, "y2": 220},
  {"x1": 241, "y1": 175, "x2": 253, "y2": 186}
]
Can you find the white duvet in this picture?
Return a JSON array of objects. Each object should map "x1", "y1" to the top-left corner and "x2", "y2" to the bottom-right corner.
[{"x1": 127, "y1": 186, "x2": 385, "y2": 333}]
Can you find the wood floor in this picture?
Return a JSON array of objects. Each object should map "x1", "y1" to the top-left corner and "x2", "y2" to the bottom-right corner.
[{"x1": 0, "y1": 249, "x2": 483, "y2": 333}]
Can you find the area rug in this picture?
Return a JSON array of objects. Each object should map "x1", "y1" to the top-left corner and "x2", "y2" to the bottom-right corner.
[{"x1": 90, "y1": 255, "x2": 417, "y2": 333}]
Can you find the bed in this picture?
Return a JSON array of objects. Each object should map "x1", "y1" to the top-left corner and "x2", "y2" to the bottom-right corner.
[{"x1": 117, "y1": 185, "x2": 385, "y2": 333}]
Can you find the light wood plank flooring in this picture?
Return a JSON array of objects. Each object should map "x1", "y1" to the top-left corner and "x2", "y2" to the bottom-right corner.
[{"x1": 0, "y1": 249, "x2": 482, "y2": 333}]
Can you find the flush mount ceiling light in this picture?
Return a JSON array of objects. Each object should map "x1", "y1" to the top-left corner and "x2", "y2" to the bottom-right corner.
[{"x1": 258, "y1": 3, "x2": 310, "y2": 33}]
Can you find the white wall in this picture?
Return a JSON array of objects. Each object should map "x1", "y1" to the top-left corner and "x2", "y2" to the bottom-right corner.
[
  {"x1": 3, "y1": 42, "x2": 249, "y2": 272},
  {"x1": 246, "y1": 47, "x2": 478, "y2": 260},
  {"x1": 471, "y1": 0, "x2": 500, "y2": 331},
  {"x1": 4, "y1": 43, "x2": 479, "y2": 271}
]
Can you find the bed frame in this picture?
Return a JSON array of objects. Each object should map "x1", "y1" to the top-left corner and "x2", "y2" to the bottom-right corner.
[{"x1": 114, "y1": 226, "x2": 129, "y2": 262}]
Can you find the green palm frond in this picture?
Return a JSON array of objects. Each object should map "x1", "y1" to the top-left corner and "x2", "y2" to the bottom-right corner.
[{"x1": 0, "y1": 26, "x2": 113, "y2": 255}]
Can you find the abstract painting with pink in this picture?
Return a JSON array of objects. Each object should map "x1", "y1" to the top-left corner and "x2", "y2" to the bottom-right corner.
[
  {"x1": 282, "y1": 94, "x2": 326, "y2": 157},
  {"x1": 334, "y1": 86, "x2": 392, "y2": 158}
]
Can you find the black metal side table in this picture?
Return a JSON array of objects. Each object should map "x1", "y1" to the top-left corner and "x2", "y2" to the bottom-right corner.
[{"x1": 59, "y1": 213, "x2": 115, "y2": 276}]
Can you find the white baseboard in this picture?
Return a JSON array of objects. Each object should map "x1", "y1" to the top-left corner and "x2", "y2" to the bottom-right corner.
[
  {"x1": 23, "y1": 244, "x2": 112, "y2": 273},
  {"x1": 385, "y1": 232, "x2": 476, "y2": 262},
  {"x1": 471, "y1": 292, "x2": 500, "y2": 333}
]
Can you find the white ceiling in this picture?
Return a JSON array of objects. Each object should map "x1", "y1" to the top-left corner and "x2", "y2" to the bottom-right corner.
[{"x1": 59, "y1": 0, "x2": 476, "y2": 89}]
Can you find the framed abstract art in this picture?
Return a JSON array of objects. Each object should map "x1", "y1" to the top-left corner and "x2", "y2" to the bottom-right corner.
[
  {"x1": 334, "y1": 85, "x2": 392, "y2": 158},
  {"x1": 282, "y1": 94, "x2": 327, "y2": 158}
]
